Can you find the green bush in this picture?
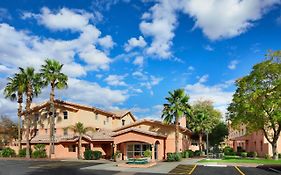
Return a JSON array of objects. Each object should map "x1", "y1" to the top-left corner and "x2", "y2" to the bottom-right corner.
[
  {"x1": 174, "y1": 153, "x2": 182, "y2": 161},
  {"x1": 182, "y1": 151, "x2": 189, "y2": 158},
  {"x1": 223, "y1": 155, "x2": 240, "y2": 160},
  {"x1": 0, "y1": 150, "x2": 2, "y2": 157},
  {"x1": 278, "y1": 153, "x2": 281, "y2": 159},
  {"x1": 247, "y1": 152, "x2": 257, "y2": 158},
  {"x1": 84, "y1": 150, "x2": 93, "y2": 160},
  {"x1": 144, "y1": 150, "x2": 152, "y2": 158},
  {"x1": 194, "y1": 150, "x2": 202, "y2": 157},
  {"x1": 224, "y1": 146, "x2": 236, "y2": 156},
  {"x1": 167, "y1": 152, "x2": 175, "y2": 161},
  {"x1": 241, "y1": 152, "x2": 247, "y2": 158},
  {"x1": 32, "y1": 144, "x2": 47, "y2": 158},
  {"x1": 265, "y1": 154, "x2": 270, "y2": 159},
  {"x1": 92, "y1": 151, "x2": 102, "y2": 160},
  {"x1": 1, "y1": 147, "x2": 16, "y2": 157},
  {"x1": 18, "y1": 148, "x2": 32, "y2": 157},
  {"x1": 188, "y1": 150, "x2": 194, "y2": 157}
]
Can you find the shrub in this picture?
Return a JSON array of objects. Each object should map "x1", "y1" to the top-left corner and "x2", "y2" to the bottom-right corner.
[
  {"x1": 84, "y1": 150, "x2": 93, "y2": 160},
  {"x1": 18, "y1": 148, "x2": 32, "y2": 157},
  {"x1": 241, "y1": 152, "x2": 247, "y2": 158},
  {"x1": 174, "y1": 153, "x2": 182, "y2": 161},
  {"x1": 194, "y1": 150, "x2": 202, "y2": 157},
  {"x1": 32, "y1": 144, "x2": 47, "y2": 158},
  {"x1": 224, "y1": 146, "x2": 235, "y2": 156},
  {"x1": 92, "y1": 151, "x2": 102, "y2": 160},
  {"x1": 144, "y1": 150, "x2": 152, "y2": 158},
  {"x1": 0, "y1": 150, "x2": 2, "y2": 157},
  {"x1": 188, "y1": 150, "x2": 194, "y2": 157},
  {"x1": 278, "y1": 153, "x2": 281, "y2": 159},
  {"x1": 1, "y1": 147, "x2": 16, "y2": 157},
  {"x1": 265, "y1": 154, "x2": 270, "y2": 159},
  {"x1": 247, "y1": 152, "x2": 257, "y2": 158},
  {"x1": 167, "y1": 152, "x2": 175, "y2": 161},
  {"x1": 182, "y1": 151, "x2": 189, "y2": 158}
]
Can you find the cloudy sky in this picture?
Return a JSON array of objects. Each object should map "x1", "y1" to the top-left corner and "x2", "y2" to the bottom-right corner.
[{"x1": 0, "y1": 0, "x2": 281, "y2": 121}]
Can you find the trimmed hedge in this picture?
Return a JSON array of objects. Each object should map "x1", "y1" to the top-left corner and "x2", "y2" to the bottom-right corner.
[
  {"x1": 182, "y1": 151, "x2": 189, "y2": 158},
  {"x1": 247, "y1": 152, "x2": 257, "y2": 158},
  {"x1": 188, "y1": 150, "x2": 194, "y2": 157},
  {"x1": 194, "y1": 150, "x2": 202, "y2": 157},
  {"x1": 279, "y1": 153, "x2": 281, "y2": 159},
  {"x1": 1, "y1": 147, "x2": 16, "y2": 157},
  {"x1": 167, "y1": 152, "x2": 182, "y2": 162},
  {"x1": 224, "y1": 146, "x2": 236, "y2": 156},
  {"x1": 83, "y1": 150, "x2": 102, "y2": 160},
  {"x1": 241, "y1": 152, "x2": 247, "y2": 158}
]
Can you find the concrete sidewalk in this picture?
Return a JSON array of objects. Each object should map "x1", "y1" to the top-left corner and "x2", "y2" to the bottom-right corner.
[{"x1": 81, "y1": 158, "x2": 203, "y2": 174}]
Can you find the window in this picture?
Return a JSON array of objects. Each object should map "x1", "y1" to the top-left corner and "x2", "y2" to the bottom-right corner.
[
  {"x1": 63, "y1": 128, "x2": 68, "y2": 136},
  {"x1": 122, "y1": 119, "x2": 125, "y2": 126},
  {"x1": 54, "y1": 128, "x2": 57, "y2": 134},
  {"x1": 95, "y1": 113, "x2": 98, "y2": 120},
  {"x1": 63, "y1": 111, "x2": 68, "y2": 119},
  {"x1": 45, "y1": 129, "x2": 48, "y2": 134},
  {"x1": 107, "y1": 116, "x2": 109, "y2": 122},
  {"x1": 54, "y1": 112, "x2": 57, "y2": 118},
  {"x1": 104, "y1": 120, "x2": 106, "y2": 125},
  {"x1": 126, "y1": 143, "x2": 151, "y2": 158},
  {"x1": 68, "y1": 145, "x2": 76, "y2": 152},
  {"x1": 35, "y1": 113, "x2": 39, "y2": 121}
]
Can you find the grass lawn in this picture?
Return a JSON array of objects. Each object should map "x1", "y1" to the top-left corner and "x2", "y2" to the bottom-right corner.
[{"x1": 198, "y1": 158, "x2": 281, "y2": 164}]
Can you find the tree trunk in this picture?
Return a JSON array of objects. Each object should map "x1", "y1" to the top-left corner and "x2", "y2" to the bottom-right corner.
[
  {"x1": 199, "y1": 133, "x2": 202, "y2": 152},
  {"x1": 78, "y1": 135, "x2": 82, "y2": 159},
  {"x1": 49, "y1": 84, "x2": 55, "y2": 159},
  {"x1": 272, "y1": 142, "x2": 278, "y2": 160},
  {"x1": 175, "y1": 117, "x2": 179, "y2": 153},
  {"x1": 17, "y1": 93, "x2": 23, "y2": 151},
  {"x1": 25, "y1": 84, "x2": 32, "y2": 158}
]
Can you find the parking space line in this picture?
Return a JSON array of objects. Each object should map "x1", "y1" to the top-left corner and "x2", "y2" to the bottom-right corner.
[
  {"x1": 235, "y1": 166, "x2": 245, "y2": 175},
  {"x1": 188, "y1": 165, "x2": 197, "y2": 175}
]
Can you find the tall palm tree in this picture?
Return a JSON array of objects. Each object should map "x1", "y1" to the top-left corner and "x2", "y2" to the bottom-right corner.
[
  {"x1": 162, "y1": 89, "x2": 192, "y2": 153},
  {"x1": 40, "y1": 59, "x2": 68, "y2": 158},
  {"x1": 4, "y1": 73, "x2": 25, "y2": 151},
  {"x1": 67, "y1": 122, "x2": 94, "y2": 159},
  {"x1": 19, "y1": 67, "x2": 42, "y2": 158}
]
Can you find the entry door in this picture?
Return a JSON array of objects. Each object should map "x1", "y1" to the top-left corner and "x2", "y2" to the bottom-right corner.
[{"x1": 154, "y1": 144, "x2": 158, "y2": 160}]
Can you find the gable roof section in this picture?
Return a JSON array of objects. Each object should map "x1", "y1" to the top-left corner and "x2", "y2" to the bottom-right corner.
[
  {"x1": 111, "y1": 127, "x2": 167, "y2": 138},
  {"x1": 21, "y1": 99, "x2": 137, "y2": 120},
  {"x1": 113, "y1": 119, "x2": 192, "y2": 135}
]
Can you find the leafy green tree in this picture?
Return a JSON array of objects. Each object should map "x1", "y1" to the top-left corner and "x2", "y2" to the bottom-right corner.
[
  {"x1": 209, "y1": 122, "x2": 228, "y2": 147},
  {"x1": 66, "y1": 122, "x2": 94, "y2": 159},
  {"x1": 4, "y1": 73, "x2": 25, "y2": 150},
  {"x1": 228, "y1": 50, "x2": 281, "y2": 160},
  {"x1": 40, "y1": 59, "x2": 68, "y2": 158},
  {"x1": 162, "y1": 89, "x2": 192, "y2": 153},
  {"x1": 19, "y1": 67, "x2": 43, "y2": 158},
  {"x1": 189, "y1": 100, "x2": 221, "y2": 152}
]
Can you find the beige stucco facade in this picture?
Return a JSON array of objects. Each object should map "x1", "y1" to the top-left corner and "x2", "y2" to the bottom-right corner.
[{"x1": 19, "y1": 100, "x2": 193, "y2": 160}]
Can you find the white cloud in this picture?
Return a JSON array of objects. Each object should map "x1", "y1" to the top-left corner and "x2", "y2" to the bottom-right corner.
[
  {"x1": 98, "y1": 35, "x2": 115, "y2": 49},
  {"x1": 124, "y1": 36, "x2": 147, "y2": 52},
  {"x1": 104, "y1": 75, "x2": 127, "y2": 86},
  {"x1": 133, "y1": 56, "x2": 144, "y2": 67},
  {"x1": 57, "y1": 78, "x2": 128, "y2": 106},
  {"x1": 197, "y1": 74, "x2": 209, "y2": 83},
  {"x1": 204, "y1": 45, "x2": 214, "y2": 51},
  {"x1": 188, "y1": 66, "x2": 195, "y2": 71},
  {"x1": 183, "y1": 0, "x2": 281, "y2": 40},
  {"x1": 228, "y1": 60, "x2": 239, "y2": 70},
  {"x1": 25, "y1": 7, "x2": 92, "y2": 31},
  {"x1": 185, "y1": 77, "x2": 234, "y2": 116},
  {"x1": 140, "y1": 75, "x2": 163, "y2": 95}
]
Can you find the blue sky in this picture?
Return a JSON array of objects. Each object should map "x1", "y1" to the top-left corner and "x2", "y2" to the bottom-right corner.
[{"x1": 0, "y1": 0, "x2": 281, "y2": 120}]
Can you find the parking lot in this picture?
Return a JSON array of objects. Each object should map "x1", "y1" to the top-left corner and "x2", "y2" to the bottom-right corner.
[{"x1": 169, "y1": 164, "x2": 280, "y2": 175}]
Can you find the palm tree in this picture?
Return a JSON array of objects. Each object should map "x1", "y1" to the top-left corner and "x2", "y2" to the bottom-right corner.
[
  {"x1": 67, "y1": 122, "x2": 94, "y2": 159},
  {"x1": 19, "y1": 67, "x2": 43, "y2": 158},
  {"x1": 4, "y1": 73, "x2": 25, "y2": 151},
  {"x1": 40, "y1": 59, "x2": 68, "y2": 158},
  {"x1": 162, "y1": 89, "x2": 192, "y2": 153}
]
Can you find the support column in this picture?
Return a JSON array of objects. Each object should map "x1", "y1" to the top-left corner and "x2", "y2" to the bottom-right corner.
[{"x1": 151, "y1": 144, "x2": 155, "y2": 162}]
